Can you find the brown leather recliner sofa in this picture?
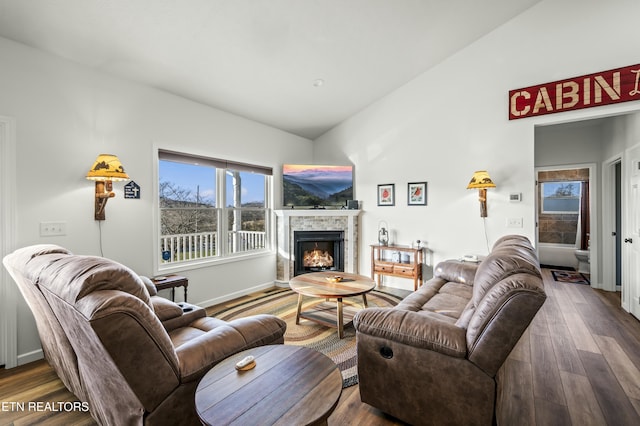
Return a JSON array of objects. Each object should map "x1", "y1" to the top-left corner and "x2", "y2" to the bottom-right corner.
[
  {"x1": 353, "y1": 235, "x2": 546, "y2": 426},
  {"x1": 3, "y1": 244, "x2": 287, "y2": 425}
]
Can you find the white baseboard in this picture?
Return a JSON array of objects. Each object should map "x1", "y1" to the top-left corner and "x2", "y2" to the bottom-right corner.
[
  {"x1": 17, "y1": 348, "x2": 43, "y2": 366},
  {"x1": 197, "y1": 281, "x2": 279, "y2": 308}
]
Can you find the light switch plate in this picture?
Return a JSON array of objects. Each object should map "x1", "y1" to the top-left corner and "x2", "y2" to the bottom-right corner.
[
  {"x1": 40, "y1": 222, "x2": 67, "y2": 236},
  {"x1": 506, "y1": 218, "x2": 523, "y2": 228}
]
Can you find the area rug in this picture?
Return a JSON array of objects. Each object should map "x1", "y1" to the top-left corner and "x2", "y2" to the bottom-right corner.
[
  {"x1": 209, "y1": 288, "x2": 403, "y2": 388},
  {"x1": 551, "y1": 270, "x2": 590, "y2": 285}
]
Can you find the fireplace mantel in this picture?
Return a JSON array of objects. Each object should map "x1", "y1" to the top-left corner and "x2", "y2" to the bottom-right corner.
[{"x1": 274, "y1": 209, "x2": 361, "y2": 283}]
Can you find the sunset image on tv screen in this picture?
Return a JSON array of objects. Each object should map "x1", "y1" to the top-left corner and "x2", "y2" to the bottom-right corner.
[{"x1": 283, "y1": 165, "x2": 353, "y2": 207}]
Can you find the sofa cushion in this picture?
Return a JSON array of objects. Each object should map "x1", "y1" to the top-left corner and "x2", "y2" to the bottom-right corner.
[
  {"x1": 434, "y1": 259, "x2": 477, "y2": 285},
  {"x1": 472, "y1": 241, "x2": 541, "y2": 308},
  {"x1": 31, "y1": 254, "x2": 151, "y2": 306}
]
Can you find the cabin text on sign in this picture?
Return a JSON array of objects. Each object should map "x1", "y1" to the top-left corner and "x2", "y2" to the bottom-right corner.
[{"x1": 509, "y1": 64, "x2": 640, "y2": 120}]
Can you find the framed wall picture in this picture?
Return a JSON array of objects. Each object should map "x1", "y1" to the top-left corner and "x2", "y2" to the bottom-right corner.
[
  {"x1": 408, "y1": 182, "x2": 427, "y2": 206},
  {"x1": 377, "y1": 184, "x2": 395, "y2": 206}
]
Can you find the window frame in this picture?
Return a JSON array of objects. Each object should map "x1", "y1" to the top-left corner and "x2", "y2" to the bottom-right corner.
[
  {"x1": 540, "y1": 181, "x2": 582, "y2": 215},
  {"x1": 155, "y1": 148, "x2": 273, "y2": 273}
]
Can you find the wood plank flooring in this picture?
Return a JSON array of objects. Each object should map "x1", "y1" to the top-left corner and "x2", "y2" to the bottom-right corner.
[{"x1": 1, "y1": 270, "x2": 640, "y2": 425}]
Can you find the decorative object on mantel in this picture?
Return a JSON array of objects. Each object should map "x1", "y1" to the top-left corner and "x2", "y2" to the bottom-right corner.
[
  {"x1": 407, "y1": 182, "x2": 427, "y2": 206},
  {"x1": 346, "y1": 199, "x2": 359, "y2": 209},
  {"x1": 378, "y1": 221, "x2": 389, "y2": 246},
  {"x1": 467, "y1": 170, "x2": 496, "y2": 218},
  {"x1": 377, "y1": 183, "x2": 395, "y2": 206},
  {"x1": 86, "y1": 154, "x2": 130, "y2": 220}
]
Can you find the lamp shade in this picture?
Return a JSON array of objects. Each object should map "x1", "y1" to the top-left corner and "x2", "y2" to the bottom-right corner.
[
  {"x1": 467, "y1": 170, "x2": 496, "y2": 189},
  {"x1": 86, "y1": 154, "x2": 129, "y2": 181}
]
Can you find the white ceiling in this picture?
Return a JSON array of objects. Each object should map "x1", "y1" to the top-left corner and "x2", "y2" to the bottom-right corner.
[{"x1": 0, "y1": 0, "x2": 540, "y2": 139}]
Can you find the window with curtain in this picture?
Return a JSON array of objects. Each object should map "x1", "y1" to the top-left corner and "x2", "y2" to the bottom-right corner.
[{"x1": 158, "y1": 149, "x2": 272, "y2": 267}]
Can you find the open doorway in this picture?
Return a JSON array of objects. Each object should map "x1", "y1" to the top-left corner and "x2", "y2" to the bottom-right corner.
[
  {"x1": 535, "y1": 165, "x2": 596, "y2": 286},
  {"x1": 534, "y1": 120, "x2": 603, "y2": 288},
  {"x1": 603, "y1": 157, "x2": 623, "y2": 291},
  {"x1": 534, "y1": 110, "x2": 640, "y2": 312}
]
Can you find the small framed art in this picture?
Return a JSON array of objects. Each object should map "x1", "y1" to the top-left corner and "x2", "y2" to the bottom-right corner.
[
  {"x1": 377, "y1": 184, "x2": 395, "y2": 206},
  {"x1": 407, "y1": 182, "x2": 427, "y2": 206}
]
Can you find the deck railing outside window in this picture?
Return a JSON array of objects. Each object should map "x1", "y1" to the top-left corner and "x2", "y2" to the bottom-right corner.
[{"x1": 160, "y1": 231, "x2": 266, "y2": 263}]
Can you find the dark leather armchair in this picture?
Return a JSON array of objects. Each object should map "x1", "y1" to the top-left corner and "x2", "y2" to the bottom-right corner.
[
  {"x1": 353, "y1": 235, "x2": 546, "y2": 425},
  {"x1": 4, "y1": 244, "x2": 287, "y2": 425}
]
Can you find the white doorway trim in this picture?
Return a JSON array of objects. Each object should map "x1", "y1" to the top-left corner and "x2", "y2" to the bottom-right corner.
[
  {"x1": 602, "y1": 154, "x2": 623, "y2": 293},
  {"x1": 0, "y1": 115, "x2": 17, "y2": 368}
]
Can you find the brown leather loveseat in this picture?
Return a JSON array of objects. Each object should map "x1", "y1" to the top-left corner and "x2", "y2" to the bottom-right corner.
[
  {"x1": 353, "y1": 235, "x2": 546, "y2": 425},
  {"x1": 3, "y1": 244, "x2": 287, "y2": 425}
]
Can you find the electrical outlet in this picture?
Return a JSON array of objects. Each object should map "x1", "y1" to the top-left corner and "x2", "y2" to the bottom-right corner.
[
  {"x1": 506, "y1": 218, "x2": 523, "y2": 228},
  {"x1": 40, "y1": 222, "x2": 67, "y2": 237}
]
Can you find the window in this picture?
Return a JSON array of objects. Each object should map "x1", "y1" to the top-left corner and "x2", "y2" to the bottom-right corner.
[
  {"x1": 158, "y1": 150, "x2": 272, "y2": 267},
  {"x1": 541, "y1": 181, "x2": 581, "y2": 214},
  {"x1": 226, "y1": 169, "x2": 268, "y2": 254}
]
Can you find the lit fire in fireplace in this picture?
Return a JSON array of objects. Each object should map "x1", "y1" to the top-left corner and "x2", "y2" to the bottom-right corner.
[{"x1": 303, "y1": 244, "x2": 334, "y2": 268}]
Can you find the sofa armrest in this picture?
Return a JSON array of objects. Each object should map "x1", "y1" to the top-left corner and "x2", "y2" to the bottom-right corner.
[
  {"x1": 162, "y1": 303, "x2": 207, "y2": 331},
  {"x1": 435, "y1": 259, "x2": 478, "y2": 285},
  {"x1": 151, "y1": 296, "x2": 184, "y2": 321},
  {"x1": 353, "y1": 308, "x2": 467, "y2": 358}
]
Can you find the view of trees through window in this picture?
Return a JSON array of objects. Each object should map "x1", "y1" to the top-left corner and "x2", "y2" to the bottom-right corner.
[
  {"x1": 158, "y1": 153, "x2": 270, "y2": 264},
  {"x1": 159, "y1": 180, "x2": 217, "y2": 235},
  {"x1": 542, "y1": 181, "x2": 581, "y2": 213}
]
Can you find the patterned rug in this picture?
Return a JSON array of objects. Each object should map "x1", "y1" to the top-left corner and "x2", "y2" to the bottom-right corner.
[
  {"x1": 209, "y1": 288, "x2": 403, "y2": 387},
  {"x1": 551, "y1": 270, "x2": 590, "y2": 285}
]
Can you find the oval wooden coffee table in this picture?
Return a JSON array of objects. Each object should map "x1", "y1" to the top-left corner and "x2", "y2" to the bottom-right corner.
[
  {"x1": 195, "y1": 345, "x2": 342, "y2": 426},
  {"x1": 289, "y1": 271, "x2": 376, "y2": 338}
]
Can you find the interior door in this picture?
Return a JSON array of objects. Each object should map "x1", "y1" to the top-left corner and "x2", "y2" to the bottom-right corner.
[{"x1": 624, "y1": 144, "x2": 640, "y2": 318}]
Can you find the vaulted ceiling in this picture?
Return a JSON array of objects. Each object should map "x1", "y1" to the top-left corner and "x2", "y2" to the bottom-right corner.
[{"x1": 0, "y1": 0, "x2": 541, "y2": 139}]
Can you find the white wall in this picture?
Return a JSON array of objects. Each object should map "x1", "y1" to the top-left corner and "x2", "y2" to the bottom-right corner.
[
  {"x1": 313, "y1": 0, "x2": 640, "y2": 289},
  {"x1": 535, "y1": 122, "x2": 605, "y2": 168},
  {"x1": 0, "y1": 37, "x2": 313, "y2": 361}
]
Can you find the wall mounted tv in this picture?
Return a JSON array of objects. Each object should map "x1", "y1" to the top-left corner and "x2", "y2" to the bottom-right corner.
[{"x1": 283, "y1": 164, "x2": 354, "y2": 208}]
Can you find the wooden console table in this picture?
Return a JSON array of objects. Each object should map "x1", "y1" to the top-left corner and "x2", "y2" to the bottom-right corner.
[
  {"x1": 152, "y1": 275, "x2": 188, "y2": 302},
  {"x1": 371, "y1": 244, "x2": 423, "y2": 290}
]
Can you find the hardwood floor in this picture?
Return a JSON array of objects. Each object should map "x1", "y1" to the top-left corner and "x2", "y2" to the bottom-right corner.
[{"x1": 1, "y1": 270, "x2": 640, "y2": 425}]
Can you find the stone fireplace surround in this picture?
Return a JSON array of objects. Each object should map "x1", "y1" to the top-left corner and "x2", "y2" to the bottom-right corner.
[{"x1": 274, "y1": 209, "x2": 361, "y2": 283}]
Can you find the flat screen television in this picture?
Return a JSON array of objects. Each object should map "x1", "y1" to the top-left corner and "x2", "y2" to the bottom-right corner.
[{"x1": 283, "y1": 164, "x2": 354, "y2": 208}]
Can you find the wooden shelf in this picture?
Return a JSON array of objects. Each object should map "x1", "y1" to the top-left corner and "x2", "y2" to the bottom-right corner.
[{"x1": 371, "y1": 244, "x2": 423, "y2": 290}]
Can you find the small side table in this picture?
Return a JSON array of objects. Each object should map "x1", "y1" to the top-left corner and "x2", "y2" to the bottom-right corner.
[{"x1": 152, "y1": 275, "x2": 188, "y2": 302}]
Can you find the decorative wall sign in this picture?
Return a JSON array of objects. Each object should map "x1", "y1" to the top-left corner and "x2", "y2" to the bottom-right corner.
[
  {"x1": 377, "y1": 184, "x2": 395, "y2": 206},
  {"x1": 509, "y1": 63, "x2": 640, "y2": 120},
  {"x1": 408, "y1": 182, "x2": 427, "y2": 205},
  {"x1": 124, "y1": 181, "x2": 141, "y2": 199}
]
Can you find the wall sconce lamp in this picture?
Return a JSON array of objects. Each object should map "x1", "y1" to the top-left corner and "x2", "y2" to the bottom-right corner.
[
  {"x1": 467, "y1": 170, "x2": 496, "y2": 217},
  {"x1": 86, "y1": 154, "x2": 129, "y2": 220}
]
